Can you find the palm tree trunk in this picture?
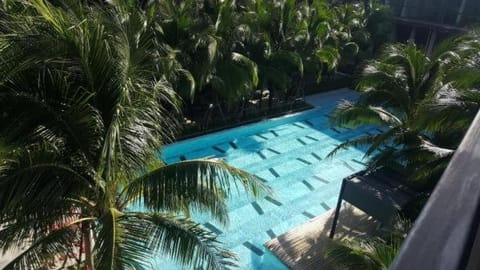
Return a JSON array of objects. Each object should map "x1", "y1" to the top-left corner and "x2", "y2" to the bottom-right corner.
[
  {"x1": 455, "y1": 0, "x2": 468, "y2": 25},
  {"x1": 363, "y1": 0, "x2": 370, "y2": 15},
  {"x1": 268, "y1": 88, "x2": 273, "y2": 110},
  {"x1": 84, "y1": 223, "x2": 95, "y2": 270},
  {"x1": 400, "y1": 0, "x2": 410, "y2": 17},
  {"x1": 77, "y1": 228, "x2": 84, "y2": 270}
]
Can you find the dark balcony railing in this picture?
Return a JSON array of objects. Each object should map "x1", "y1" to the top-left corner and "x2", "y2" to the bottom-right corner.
[{"x1": 390, "y1": 110, "x2": 480, "y2": 270}]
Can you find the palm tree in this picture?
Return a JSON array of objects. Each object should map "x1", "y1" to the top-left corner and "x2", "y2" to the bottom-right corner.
[
  {"x1": 236, "y1": 0, "x2": 371, "y2": 104},
  {"x1": 153, "y1": 0, "x2": 259, "y2": 105},
  {"x1": 324, "y1": 218, "x2": 410, "y2": 270},
  {"x1": 411, "y1": 32, "x2": 480, "y2": 180},
  {"x1": 329, "y1": 30, "x2": 480, "y2": 183},
  {"x1": 418, "y1": 30, "x2": 480, "y2": 134},
  {"x1": 327, "y1": 42, "x2": 455, "y2": 182},
  {"x1": 325, "y1": 236, "x2": 401, "y2": 270},
  {"x1": 238, "y1": 0, "x2": 305, "y2": 106},
  {"x1": 365, "y1": 0, "x2": 393, "y2": 52},
  {"x1": 0, "y1": 1, "x2": 267, "y2": 269}
]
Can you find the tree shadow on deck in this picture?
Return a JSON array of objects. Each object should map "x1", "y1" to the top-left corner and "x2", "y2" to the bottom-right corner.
[{"x1": 265, "y1": 203, "x2": 379, "y2": 270}]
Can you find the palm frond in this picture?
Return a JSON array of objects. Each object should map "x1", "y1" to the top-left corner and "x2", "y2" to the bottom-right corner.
[
  {"x1": 123, "y1": 159, "x2": 270, "y2": 225},
  {"x1": 316, "y1": 45, "x2": 340, "y2": 71},
  {"x1": 270, "y1": 50, "x2": 304, "y2": 76},
  {"x1": 447, "y1": 68, "x2": 480, "y2": 89},
  {"x1": 363, "y1": 126, "x2": 401, "y2": 157},
  {"x1": 211, "y1": 56, "x2": 258, "y2": 103},
  {"x1": 326, "y1": 133, "x2": 382, "y2": 158},
  {"x1": 356, "y1": 60, "x2": 410, "y2": 111},
  {"x1": 2, "y1": 218, "x2": 85, "y2": 270},
  {"x1": 365, "y1": 146, "x2": 400, "y2": 172},
  {"x1": 97, "y1": 8, "x2": 181, "y2": 179},
  {"x1": 408, "y1": 152, "x2": 452, "y2": 183},
  {"x1": 207, "y1": 35, "x2": 218, "y2": 64},
  {"x1": 330, "y1": 101, "x2": 401, "y2": 128},
  {"x1": 0, "y1": 71, "x2": 104, "y2": 159},
  {"x1": 231, "y1": 52, "x2": 259, "y2": 87},
  {"x1": 419, "y1": 140, "x2": 454, "y2": 159},
  {"x1": 176, "y1": 68, "x2": 196, "y2": 103},
  {"x1": 325, "y1": 238, "x2": 385, "y2": 270},
  {"x1": 325, "y1": 217, "x2": 408, "y2": 270},
  {"x1": 126, "y1": 212, "x2": 238, "y2": 270},
  {"x1": 416, "y1": 82, "x2": 480, "y2": 133},
  {"x1": 0, "y1": 144, "x2": 94, "y2": 213},
  {"x1": 95, "y1": 208, "x2": 151, "y2": 269}
]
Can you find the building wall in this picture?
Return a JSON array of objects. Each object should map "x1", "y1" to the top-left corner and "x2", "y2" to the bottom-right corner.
[
  {"x1": 386, "y1": 0, "x2": 479, "y2": 26},
  {"x1": 376, "y1": 0, "x2": 479, "y2": 51},
  {"x1": 340, "y1": 0, "x2": 479, "y2": 50}
]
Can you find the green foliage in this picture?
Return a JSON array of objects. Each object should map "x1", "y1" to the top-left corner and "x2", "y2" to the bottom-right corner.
[
  {"x1": 0, "y1": 1, "x2": 269, "y2": 269},
  {"x1": 0, "y1": 0, "x2": 394, "y2": 268},
  {"x1": 145, "y1": 0, "x2": 391, "y2": 109},
  {"x1": 326, "y1": 237, "x2": 401, "y2": 270},
  {"x1": 329, "y1": 31, "x2": 480, "y2": 185},
  {"x1": 325, "y1": 217, "x2": 410, "y2": 270}
]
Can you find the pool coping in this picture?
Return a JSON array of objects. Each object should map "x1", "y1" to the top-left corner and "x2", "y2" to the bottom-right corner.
[{"x1": 165, "y1": 88, "x2": 357, "y2": 148}]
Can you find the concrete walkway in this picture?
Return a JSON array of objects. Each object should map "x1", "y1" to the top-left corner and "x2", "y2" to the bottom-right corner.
[
  {"x1": 304, "y1": 88, "x2": 357, "y2": 108},
  {"x1": 265, "y1": 203, "x2": 379, "y2": 270}
]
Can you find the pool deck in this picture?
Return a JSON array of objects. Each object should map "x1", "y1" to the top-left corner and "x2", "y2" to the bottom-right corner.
[
  {"x1": 304, "y1": 88, "x2": 356, "y2": 108},
  {"x1": 265, "y1": 203, "x2": 379, "y2": 270}
]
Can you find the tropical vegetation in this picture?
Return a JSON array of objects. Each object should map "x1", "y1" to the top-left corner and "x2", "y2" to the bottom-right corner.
[
  {"x1": 0, "y1": 0, "x2": 393, "y2": 269},
  {"x1": 325, "y1": 217, "x2": 411, "y2": 270},
  {"x1": 329, "y1": 31, "x2": 480, "y2": 186},
  {"x1": 134, "y1": 0, "x2": 392, "y2": 131},
  {"x1": 326, "y1": 28, "x2": 480, "y2": 270},
  {"x1": 0, "y1": 1, "x2": 269, "y2": 269},
  {"x1": 5, "y1": 0, "x2": 478, "y2": 269}
]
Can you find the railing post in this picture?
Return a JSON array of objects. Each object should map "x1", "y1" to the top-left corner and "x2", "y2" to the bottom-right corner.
[{"x1": 329, "y1": 179, "x2": 346, "y2": 238}]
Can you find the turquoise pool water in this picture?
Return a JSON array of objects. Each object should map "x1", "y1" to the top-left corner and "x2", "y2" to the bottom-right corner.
[{"x1": 156, "y1": 91, "x2": 375, "y2": 269}]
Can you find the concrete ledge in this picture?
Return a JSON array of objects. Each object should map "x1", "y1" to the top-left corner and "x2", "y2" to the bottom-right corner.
[{"x1": 304, "y1": 88, "x2": 357, "y2": 108}]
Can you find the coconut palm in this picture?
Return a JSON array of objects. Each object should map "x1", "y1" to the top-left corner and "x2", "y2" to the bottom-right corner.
[
  {"x1": 418, "y1": 31, "x2": 480, "y2": 134},
  {"x1": 329, "y1": 30, "x2": 480, "y2": 183},
  {"x1": 411, "y1": 32, "x2": 480, "y2": 180},
  {"x1": 308, "y1": 1, "x2": 370, "y2": 77},
  {"x1": 310, "y1": 0, "x2": 390, "y2": 72},
  {"x1": 0, "y1": 1, "x2": 267, "y2": 269},
  {"x1": 327, "y1": 42, "x2": 455, "y2": 181},
  {"x1": 365, "y1": 0, "x2": 393, "y2": 52},
  {"x1": 324, "y1": 218, "x2": 410, "y2": 270},
  {"x1": 325, "y1": 236, "x2": 401, "y2": 270},
  {"x1": 238, "y1": 0, "x2": 305, "y2": 105},
  {"x1": 153, "y1": 0, "x2": 259, "y2": 105},
  {"x1": 302, "y1": 0, "x2": 386, "y2": 83}
]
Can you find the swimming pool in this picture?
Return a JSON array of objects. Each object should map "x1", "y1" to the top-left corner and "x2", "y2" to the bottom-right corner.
[{"x1": 156, "y1": 91, "x2": 375, "y2": 269}]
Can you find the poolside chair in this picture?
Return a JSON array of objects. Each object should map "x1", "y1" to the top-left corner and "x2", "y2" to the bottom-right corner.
[{"x1": 329, "y1": 168, "x2": 416, "y2": 238}]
